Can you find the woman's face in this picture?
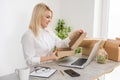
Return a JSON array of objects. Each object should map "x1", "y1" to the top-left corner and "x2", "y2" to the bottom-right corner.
[{"x1": 41, "y1": 10, "x2": 52, "y2": 28}]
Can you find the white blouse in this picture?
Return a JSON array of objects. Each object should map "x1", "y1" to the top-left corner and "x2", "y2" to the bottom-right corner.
[{"x1": 21, "y1": 28, "x2": 70, "y2": 66}]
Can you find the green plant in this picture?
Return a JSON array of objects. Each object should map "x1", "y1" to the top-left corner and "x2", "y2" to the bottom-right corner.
[
  {"x1": 97, "y1": 55, "x2": 107, "y2": 64},
  {"x1": 96, "y1": 48, "x2": 108, "y2": 64},
  {"x1": 75, "y1": 47, "x2": 82, "y2": 54},
  {"x1": 55, "y1": 19, "x2": 71, "y2": 39}
]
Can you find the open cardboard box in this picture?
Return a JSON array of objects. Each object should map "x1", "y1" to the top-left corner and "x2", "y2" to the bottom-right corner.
[
  {"x1": 56, "y1": 33, "x2": 87, "y2": 59},
  {"x1": 79, "y1": 38, "x2": 103, "y2": 56},
  {"x1": 57, "y1": 36, "x2": 120, "y2": 61}
]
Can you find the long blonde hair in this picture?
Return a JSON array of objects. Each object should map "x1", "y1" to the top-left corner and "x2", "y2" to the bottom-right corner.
[{"x1": 29, "y1": 3, "x2": 53, "y2": 37}]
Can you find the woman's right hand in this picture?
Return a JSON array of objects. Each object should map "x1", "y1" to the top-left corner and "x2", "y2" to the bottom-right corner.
[
  {"x1": 40, "y1": 50, "x2": 60, "y2": 62},
  {"x1": 51, "y1": 50, "x2": 60, "y2": 60}
]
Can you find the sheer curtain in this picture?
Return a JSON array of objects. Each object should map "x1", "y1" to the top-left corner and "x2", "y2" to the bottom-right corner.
[{"x1": 107, "y1": 0, "x2": 120, "y2": 39}]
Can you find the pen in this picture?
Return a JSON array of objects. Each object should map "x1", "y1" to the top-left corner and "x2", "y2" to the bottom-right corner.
[{"x1": 59, "y1": 70, "x2": 64, "y2": 76}]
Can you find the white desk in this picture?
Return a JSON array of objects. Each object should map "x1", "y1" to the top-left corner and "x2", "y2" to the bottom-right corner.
[{"x1": 0, "y1": 56, "x2": 120, "y2": 80}]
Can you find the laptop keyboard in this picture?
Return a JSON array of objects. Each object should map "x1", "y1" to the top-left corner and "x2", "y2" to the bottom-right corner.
[{"x1": 71, "y1": 58, "x2": 87, "y2": 66}]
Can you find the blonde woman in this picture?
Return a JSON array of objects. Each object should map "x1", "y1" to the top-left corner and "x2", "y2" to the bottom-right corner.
[{"x1": 21, "y1": 3, "x2": 84, "y2": 66}]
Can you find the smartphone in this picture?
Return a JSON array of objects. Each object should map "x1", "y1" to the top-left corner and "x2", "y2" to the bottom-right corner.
[{"x1": 64, "y1": 69, "x2": 80, "y2": 77}]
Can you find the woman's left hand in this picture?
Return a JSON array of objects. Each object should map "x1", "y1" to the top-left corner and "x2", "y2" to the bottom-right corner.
[
  {"x1": 77, "y1": 29, "x2": 85, "y2": 34},
  {"x1": 69, "y1": 29, "x2": 85, "y2": 40}
]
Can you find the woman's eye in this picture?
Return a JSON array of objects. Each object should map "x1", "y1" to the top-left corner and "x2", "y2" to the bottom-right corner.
[
  {"x1": 46, "y1": 16, "x2": 50, "y2": 18},
  {"x1": 47, "y1": 16, "x2": 50, "y2": 18},
  {"x1": 46, "y1": 15, "x2": 51, "y2": 19}
]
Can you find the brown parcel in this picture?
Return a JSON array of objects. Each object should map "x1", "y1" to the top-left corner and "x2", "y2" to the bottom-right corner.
[
  {"x1": 79, "y1": 39, "x2": 100, "y2": 56},
  {"x1": 79, "y1": 39, "x2": 105, "y2": 56},
  {"x1": 56, "y1": 33, "x2": 86, "y2": 59},
  {"x1": 103, "y1": 39, "x2": 120, "y2": 61},
  {"x1": 116, "y1": 37, "x2": 120, "y2": 41}
]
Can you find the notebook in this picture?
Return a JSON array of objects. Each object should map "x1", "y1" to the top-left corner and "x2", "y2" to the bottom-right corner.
[
  {"x1": 58, "y1": 40, "x2": 103, "y2": 69},
  {"x1": 30, "y1": 67, "x2": 56, "y2": 78}
]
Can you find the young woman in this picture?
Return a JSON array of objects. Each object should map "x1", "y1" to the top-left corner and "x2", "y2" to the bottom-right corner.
[{"x1": 21, "y1": 3, "x2": 84, "y2": 66}]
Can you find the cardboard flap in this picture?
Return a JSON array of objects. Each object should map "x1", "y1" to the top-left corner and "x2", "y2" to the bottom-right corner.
[
  {"x1": 79, "y1": 40, "x2": 98, "y2": 47},
  {"x1": 57, "y1": 51, "x2": 74, "y2": 58},
  {"x1": 69, "y1": 33, "x2": 82, "y2": 47},
  {"x1": 104, "y1": 39, "x2": 120, "y2": 48},
  {"x1": 70, "y1": 33, "x2": 86, "y2": 50},
  {"x1": 79, "y1": 39, "x2": 105, "y2": 48},
  {"x1": 56, "y1": 33, "x2": 86, "y2": 59},
  {"x1": 57, "y1": 48, "x2": 71, "y2": 51},
  {"x1": 116, "y1": 37, "x2": 120, "y2": 41}
]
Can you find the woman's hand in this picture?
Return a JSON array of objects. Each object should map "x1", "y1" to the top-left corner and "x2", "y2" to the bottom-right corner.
[
  {"x1": 51, "y1": 50, "x2": 60, "y2": 60},
  {"x1": 77, "y1": 29, "x2": 84, "y2": 34},
  {"x1": 40, "y1": 50, "x2": 60, "y2": 62},
  {"x1": 69, "y1": 29, "x2": 85, "y2": 40}
]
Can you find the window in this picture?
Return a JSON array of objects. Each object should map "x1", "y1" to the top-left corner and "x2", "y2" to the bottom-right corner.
[{"x1": 108, "y1": 0, "x2": 120, "y2": 39}]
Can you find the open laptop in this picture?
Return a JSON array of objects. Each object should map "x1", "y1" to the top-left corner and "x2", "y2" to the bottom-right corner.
[{"x1": 58, "y1": 40, "x2": 103, "y2": 69}]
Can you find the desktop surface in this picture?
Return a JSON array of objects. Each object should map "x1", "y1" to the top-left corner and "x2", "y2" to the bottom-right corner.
[{"x1": 0, "y1": 56, "x2": 120, "y2": 80}]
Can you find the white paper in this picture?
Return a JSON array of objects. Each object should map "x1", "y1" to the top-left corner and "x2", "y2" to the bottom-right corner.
[{"x1": 30, "y1": 67, "x2": 56, "y2": 78}]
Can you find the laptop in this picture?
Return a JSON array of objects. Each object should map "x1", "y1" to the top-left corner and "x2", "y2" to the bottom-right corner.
[{"x1": 58, "y1": 40, "x2": 103, "y2": 69}]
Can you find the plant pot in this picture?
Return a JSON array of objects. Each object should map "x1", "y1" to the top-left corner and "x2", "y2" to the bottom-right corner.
[{"x1": 96, "y1": 48, "x2": 108, "y2": 64}]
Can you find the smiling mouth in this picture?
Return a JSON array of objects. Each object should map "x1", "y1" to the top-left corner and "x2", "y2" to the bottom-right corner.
[{"x1": 46, "y1": 22, "x2": 49, "y2": 25}]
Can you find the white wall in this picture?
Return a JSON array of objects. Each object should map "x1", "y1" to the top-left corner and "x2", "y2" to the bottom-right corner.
[
  {"x1": 61, "y1": 0, "x2": 95, "y2": 37},
  {"x1": 0, "y1": 0, "x2": 60, "y2": 76}
]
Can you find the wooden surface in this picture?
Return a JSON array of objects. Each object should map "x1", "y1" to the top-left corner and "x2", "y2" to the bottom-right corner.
[{"x1": 0, "y1": 55, "x2": 120, "y2": 80}]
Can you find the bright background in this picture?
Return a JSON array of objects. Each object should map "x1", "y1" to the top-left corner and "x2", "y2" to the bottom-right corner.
[{"x1": 0, "y1": 0, "x2": 120, "y2": 80}]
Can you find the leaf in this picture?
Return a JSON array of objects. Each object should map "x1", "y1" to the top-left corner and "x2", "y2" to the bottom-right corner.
[
  {"x1": 55, "y1": 19, "x2": 71, "y2": 39},
  {"x1": 75, "y1": 47, "x2": 82, "y2": 53}
]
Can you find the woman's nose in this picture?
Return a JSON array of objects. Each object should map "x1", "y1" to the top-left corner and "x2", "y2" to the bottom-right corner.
[{"x1": 48, "y1": 19, "x2": 51, "y2": 22}]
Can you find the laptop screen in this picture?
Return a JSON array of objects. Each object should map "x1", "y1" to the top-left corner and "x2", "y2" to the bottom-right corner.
[{"x1": 71, "y1": 58, "x2": 87, "y2": 66}]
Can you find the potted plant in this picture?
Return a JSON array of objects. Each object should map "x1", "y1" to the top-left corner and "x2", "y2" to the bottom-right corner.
[
  {"x1": 96, "y1": 48, "x2": 108, "y2": 64},
  {"x1": 96, "y1": 55, "x2": 107, "y2": 64},
  {"x1": 53, "y1": 19, "x2": 71, "y2": 51},
  {"x1": 75, "y1": 47, "x2": 82, "y2": 54},
  {"x1": 55, "y1": 19, "x2": 71, "y2": 39}
]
